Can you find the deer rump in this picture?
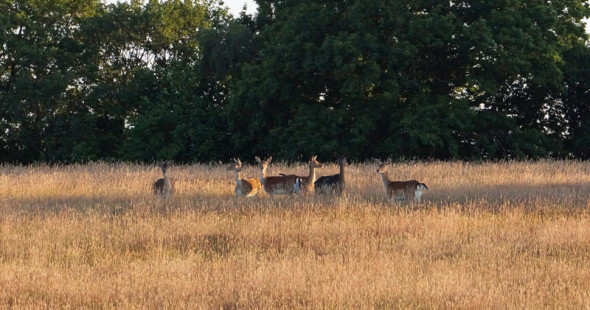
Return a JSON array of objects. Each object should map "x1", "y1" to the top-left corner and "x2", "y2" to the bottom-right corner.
[
  {"x1": 153, "y1": 178, "x2": 175, "y2": 195},
  {"x1": 388, "y1": 180, "x2": 428, "y2": 201},
  {"x1": 314, "y1": 174, "x2": 344, "y2": 194},
  {"x1": 264, "y1": 175, "x2": 298, "y2": 195}
]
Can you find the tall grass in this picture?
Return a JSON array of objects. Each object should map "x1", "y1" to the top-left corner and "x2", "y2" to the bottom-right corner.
[{"x1": 1, "y1": 160, "x2": 589, "y2": 308}]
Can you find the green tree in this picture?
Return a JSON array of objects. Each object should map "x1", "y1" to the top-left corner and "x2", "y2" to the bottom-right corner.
[
  {"x1": 120, "y1": 0, "x2": 232, "y2": 162},
  {"x1": 1, "y1": 0, "x2": 231, "y2": 163},
  {"x1": 1, "y1": 0, "x2": 588, "y2": 163},
  {"x1": 229, "y1": 0, "x2": 589, "y2": 160},
  {"x1": 0, "y1": 0, "x2": 101, "y2": 162},
  {"x1": 557, "y1": 41, "x2": 590, "y2": 158}
]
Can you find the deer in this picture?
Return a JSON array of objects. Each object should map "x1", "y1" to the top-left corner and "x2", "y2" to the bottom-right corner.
[
  {"x1": 153, "y1": 162, "x2": 175, "y2": 199},
  {"x1": 377, "y1": 159, "x2": 428, "y2": 203},
  {"x1": 314, "y1": 155, "x2": 347, "y2": 195},
  {"x1": 255, "y1": 156, "x2": 298, "y2": 197},
  {"x1": 227, "y1": 158, "x2": 262, "y2": 197},
  {"x1": 282, "y1": 156, "x2": 323, "y2": 195}
]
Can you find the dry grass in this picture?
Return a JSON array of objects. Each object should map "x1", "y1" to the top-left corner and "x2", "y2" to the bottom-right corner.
[{"x1": 1, "y1": 160, "x2": 590, "y2": 308}]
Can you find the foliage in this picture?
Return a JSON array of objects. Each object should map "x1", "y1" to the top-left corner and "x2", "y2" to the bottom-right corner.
[
  {"x1": 0, "y1": 0, "x2": 589, "y2": 163},
  {"x1": 231, "y1": 0, "x2": 590, "y2": 161}
]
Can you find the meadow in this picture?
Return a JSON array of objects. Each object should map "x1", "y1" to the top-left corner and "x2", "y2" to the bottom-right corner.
[{"x1": 1, "y1": 160, "x2": 589, "y2": 308}]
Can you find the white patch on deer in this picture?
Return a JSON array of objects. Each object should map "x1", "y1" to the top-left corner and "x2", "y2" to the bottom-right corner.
[
  {"x1": 294, "y1": 178, "x2": 302, "y2": 193},
  {"x1": 415, "y1": 184, "x2": 427, "y2": 202}
]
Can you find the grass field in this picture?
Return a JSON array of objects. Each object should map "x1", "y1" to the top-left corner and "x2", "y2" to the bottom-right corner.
[{"x1": 1, "y1": 160, "x2": 590, "y2": 308}]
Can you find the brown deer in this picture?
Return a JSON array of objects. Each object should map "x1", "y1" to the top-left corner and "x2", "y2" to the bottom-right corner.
[
  {"x1": 282, "y1": 156, "x2": 323, "y2": 195},
  {"x1": 377, "y1": 159, "x2": 428, "y2": 203},
  {"x1": 153, "y1": 162, "x2": 175, "y2": 199},
  {"x1": 227, "y1": 158, "x2": 262, "y2": 197},
  {"x1": 255, "y1": 156, "x2": 298, "y2": 197},
  {"x1": 314, "y1": 155, "x2": 347, "y2": 195}
]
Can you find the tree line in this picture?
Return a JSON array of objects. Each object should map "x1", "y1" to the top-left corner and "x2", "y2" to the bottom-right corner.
[{"x1": 1, "y1": 0, "x2": 589, "y2": 164}]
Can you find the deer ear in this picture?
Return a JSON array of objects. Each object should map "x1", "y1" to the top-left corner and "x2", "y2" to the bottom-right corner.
[
  {"x1": 267, "y1": 156, "x2": 272, "y2": 163},
  {"x1": 255, "y1": 156, "x2": 261, "y2": 163},
  {"x1": 312, "y1": 155, "x2": 317, "y2": 160}
]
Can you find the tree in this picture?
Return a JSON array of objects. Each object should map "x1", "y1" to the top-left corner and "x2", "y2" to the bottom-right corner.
[
  {"x1": 120, "y1": 0, "x2": 233, "y2": 162},
  {"x1": 0, "y1": 0, "x2": 101, "y2": 162},
  {"x1": 0, "y1": 0, "x2": 231, "y2": 163},
  {"x1": 228, "y1": 0, "x2": 590, "y2": 160},
  {"x1": 558, "y1": 41, "x2": 590, "y2": 158},
  {"x1": 1, "y1": 0, "x2": 588, "y2": 163}
]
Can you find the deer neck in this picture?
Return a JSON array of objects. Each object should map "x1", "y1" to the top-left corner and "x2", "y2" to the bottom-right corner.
[
  {"x1": 339, "y1": 163, "x2": 345, "y2": 183},
  {"x1": 259, "y1": 167, "x2": 267, "y2": 184},
  {"x1": 234, "y1": 170, "x2": 242, "y2": 184},
  {"x1": 379, "y1": 171, "x2": 390, "y2": 189},
  {"x1": 308, "y1": 165, "x2": 317, "y2": 183},
  {"x1": 163, "y1": 171, "x2": 172, "y2": 190}
]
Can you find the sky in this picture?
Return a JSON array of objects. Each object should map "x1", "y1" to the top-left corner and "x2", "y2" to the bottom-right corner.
[{"x1": 222, "y1": 0, "x2": 257, "y2": 16}]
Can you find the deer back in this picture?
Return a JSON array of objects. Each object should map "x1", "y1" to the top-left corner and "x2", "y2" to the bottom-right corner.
[{"x1": 263, "y1": 175, "x2": 298, "y2": 195}]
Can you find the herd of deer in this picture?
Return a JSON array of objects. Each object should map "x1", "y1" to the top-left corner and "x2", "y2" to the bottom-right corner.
[{"x1": 153, "y1": 156, "x2": 428, "y2": 203}]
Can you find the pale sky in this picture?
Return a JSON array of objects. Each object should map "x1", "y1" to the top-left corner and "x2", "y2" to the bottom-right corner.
[{"x1": 223, "y1": 0, "x2": 257, "y2": 16}]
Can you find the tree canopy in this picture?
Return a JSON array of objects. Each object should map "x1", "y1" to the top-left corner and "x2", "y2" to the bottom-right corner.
[{"x1": 1, "y1": 0, "x2": 589, "y2": 163}]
